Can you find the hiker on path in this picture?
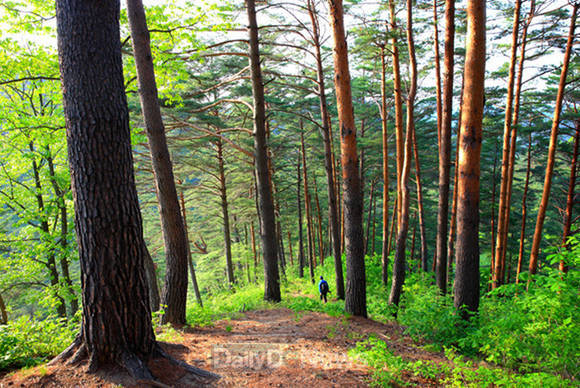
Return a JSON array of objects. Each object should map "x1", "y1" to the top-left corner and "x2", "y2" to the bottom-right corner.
[{"x1": 318, "y1": 276, "x2": 329, "y2": 303}]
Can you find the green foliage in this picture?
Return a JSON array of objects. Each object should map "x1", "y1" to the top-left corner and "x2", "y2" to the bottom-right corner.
[{"x1": 0, "y1": 316, "x2": 76, "y2": 371}]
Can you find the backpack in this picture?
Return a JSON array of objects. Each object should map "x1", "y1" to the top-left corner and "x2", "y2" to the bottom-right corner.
[{"x1": 320, "y1": 280, "x2": 329, "y2": 294}]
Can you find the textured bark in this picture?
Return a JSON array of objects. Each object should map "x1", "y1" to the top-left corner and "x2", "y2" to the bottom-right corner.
[
  {"x1": 55, "y1": 0, "x2": 156, "y2": 370},
  {"x1": 560, "y1": 121, "x2": 579, "y2": 273},
  {"x1": 296, "y1": 157, "x2": 305, "y2": 278},
  {"x1": 389, "y1": 0, "x2": 417, "y2": 308},
  {"x1": 388, "y1": 0, "x2": 404, "y2": 229},
  {"x1": 380, "y1": 45, "x2": 390, "y2": 286},
  {"x1": 216, "y1": 138, "x2": 235, "y2": 285},
  {"x1": 516, "y1": 134, "x2": 532, "y2": 283},
  {"x1": 454, "y1": 0, "x2": 486, "y2": 317},
  {"x1": 46, "y1": 147, "x2": 78, "y2": 315},
  {"x1": 179, "y1": 188, "x2": 202, "y2": 306},
  {"x1": 246, "y1": 0, "x2": 281, "y2": 301},
  {"x1": 412, "y1": 128, "x2": 428, "y2": 271},
  {"x1": 492, "y1": 0, "x2": 521, "y2": 289},
  {"x1": 127, "y1": 0, "x2": 189, "y2": 324},
  {"x1": 328, "y1": 0, "x2": 366, "y2": 317},
  {"x1": 489, "y1": 140, "x2": 499, "y2": 289},
  {"x1": 301, "y1": 132, "x2": 316, "y2": 282},
  {"x1": 528, "y1": 5, "x2": 577, "y2": 278},
  {"x1": 435, "y1": 0, "x2": 455, "y2": 294}
]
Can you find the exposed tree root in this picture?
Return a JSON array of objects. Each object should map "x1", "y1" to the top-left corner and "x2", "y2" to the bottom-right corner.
[{"x1": 49, "y1": 337, "x2": 220, "y2": 387}]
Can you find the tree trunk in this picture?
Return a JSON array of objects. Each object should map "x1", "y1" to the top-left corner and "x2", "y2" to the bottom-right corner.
[
  {"x1": 435, "y1": 0, "x2": 455, "y2": 294},
  {"x1": 297, "y1": 156, "x2": 305, "y2": 278},
  {"x1": 46, "y1": 147, "x2": 78, "y2": 315},
  {"x1": 506, "y1": 0, "x2": 535, "y2": 280},
  {"x1": 143, "y1": 245, "x2": 161, "y2": 311},
  {"x1": 364, "y1": 179, "x2": 376, "y2": 257},
  {"x1": 516, "y1": 134, "x2": 532, "y2": 284},
  {"x1": 246, "y1": 0, "x2": 281, "y2": 302},
  {"x1": 387, "y1": 196, "x2": 398, "y2": 258},
  {"x1": 560, "y1": 120, "x2": 579, "y2": 272},
  {"x1": 55, "y1": 0, "x2": 157, "y2": 373},
  {"x1": 389, "y1": 0, "x2": 417, "y2": 308},
  {"x1": 492, "y1": 0, "x2": 521, "y2": 289},
  {"x1": 301, "y1": 131, "x2": 316, "y2": 282},
  {"x1": 0, "y1": 291, "x2": 7, "y2": 324},
  {"x1": 489, "y1": 140, "x2": 499, "y2": 289},
  {"x1": 453, "y1": 0, "x2": 486, "y2": 317},
  {"x1": 371, "y1": 192, "x2": 377, "y2": 256},
  {"x1": 216, "y1": 137, "x2": 235, "y2": 285},
  {"x1": 380, "y1": 45, "x2": 390, "y2": 286},
  {"x1": 447, "y1": 80, "x2": 464, "y2": 285},
  {"x1": 433, "y1": 0, "x2": 443, "y2": 149},
  {"x1": 328, "y1": 0, "x2": 366, "y2": 317},
  {"x1": 412, "y1": 127, "x2": 428, "y2": 271},
  {"x1": 29, "y1": 142, "x2": 66, "y2": 318},
  {"x1": 528, "y1": 4, "x2": 577, "y2": 278},
  {"x1": 250, "y1": 222, "x2": 258, "y2": 282},
  {"x1": 127, "y1": 0, "x2": 190, "y2": 325},
  {"x1": 388, "y1": 0, "x2": 404, "y2": 230},
  {"x1": 287, "y1": 230, "x2": 294, "y2": 265},
  {"x1": 179, "y1": 188, "x2": 203, "y2": 307},
  {"x1": 313, "y1": 174, "x2": 325, "y2": 265}
]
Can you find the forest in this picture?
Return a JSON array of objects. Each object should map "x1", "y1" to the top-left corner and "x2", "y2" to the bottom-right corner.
[{"x1": 0, "y1": 0, "x2": 578, "y2": 386}]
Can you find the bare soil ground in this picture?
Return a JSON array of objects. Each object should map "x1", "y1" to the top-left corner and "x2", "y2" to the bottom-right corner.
[{"x1": 0, "y1": 308, "x2": 447, "y2": 387}]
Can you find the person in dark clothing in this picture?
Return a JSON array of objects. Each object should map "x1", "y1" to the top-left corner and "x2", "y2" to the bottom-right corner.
[{"x1": 318, "y1": 276, "x2": 329, "y2": 303}]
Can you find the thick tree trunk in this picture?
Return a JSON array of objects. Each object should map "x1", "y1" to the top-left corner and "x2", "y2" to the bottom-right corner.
[
  {"x1": 388, "y1": 0, "x2": 404, "y2": 230},
  {"x1": 435, "y1": 0, "x2": 455, "y2": 294},
  {"x1": 453, "y1": 0, "x2": 486, "y2": 317},
  {"x1": 246, "y1": 0, "x2": 281, "y2": 302},
  {"x1": 55, "y1": 0, "x2": 157, "y2": 374},
  {"x1": 216, "y1": 138, "x2": 235, "y2": 285},
  {"x1": 328, "y1": 0, "x2": 366, "y2": 317},
  {"x1": 516, "y1": 134, "x2": 532, "y2": 283},
  {"x1": 389, "y1": 0, "x2": 417, "y2": 308},
  {"x1": 127, "y1": 0, "x2": 189, "y2": 324},
  {"x1": 296, "y1": 157, "x2": 305, "y2": 278},
  {"x1": 380, "y1": 45, "x2": 390, "y2": 286},
  {"x1": 528, "y1": 5, "x2": 577, "y2": 278},
  {"x1": 492, "y1": 0, "x2": 521, "y2": 289},
  {"x1": 412, "y1": 128, "x2": 428, "y2": 271},
  {"x1": 179, "y1": 188, "x2": 203, "y2": 306}
]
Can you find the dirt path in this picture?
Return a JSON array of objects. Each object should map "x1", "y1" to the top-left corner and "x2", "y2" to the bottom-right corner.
[{"x1": 0, "y1": 308, "x2": 446, "y2": 387}]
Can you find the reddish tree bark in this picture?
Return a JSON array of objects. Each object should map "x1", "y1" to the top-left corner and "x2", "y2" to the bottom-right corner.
[
  {"x1": 529, "y1": 4, "x2": 577, "y2": 279},
  {"x1": 328, "y1": 0, "x2": 366, "y2": 317},
  {"x1": 454, "y1": 0, "x2": 486, "y2": 317}
]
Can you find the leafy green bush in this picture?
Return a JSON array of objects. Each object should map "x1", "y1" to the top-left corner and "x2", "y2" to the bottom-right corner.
[{"x1": 0, "y1": 316, "x2": 76, "y2": 371}]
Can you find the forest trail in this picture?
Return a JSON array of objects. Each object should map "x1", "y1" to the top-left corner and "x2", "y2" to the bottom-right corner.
[{"x1": 1, "y1": 307, "x2": 447, "y2": 387}]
